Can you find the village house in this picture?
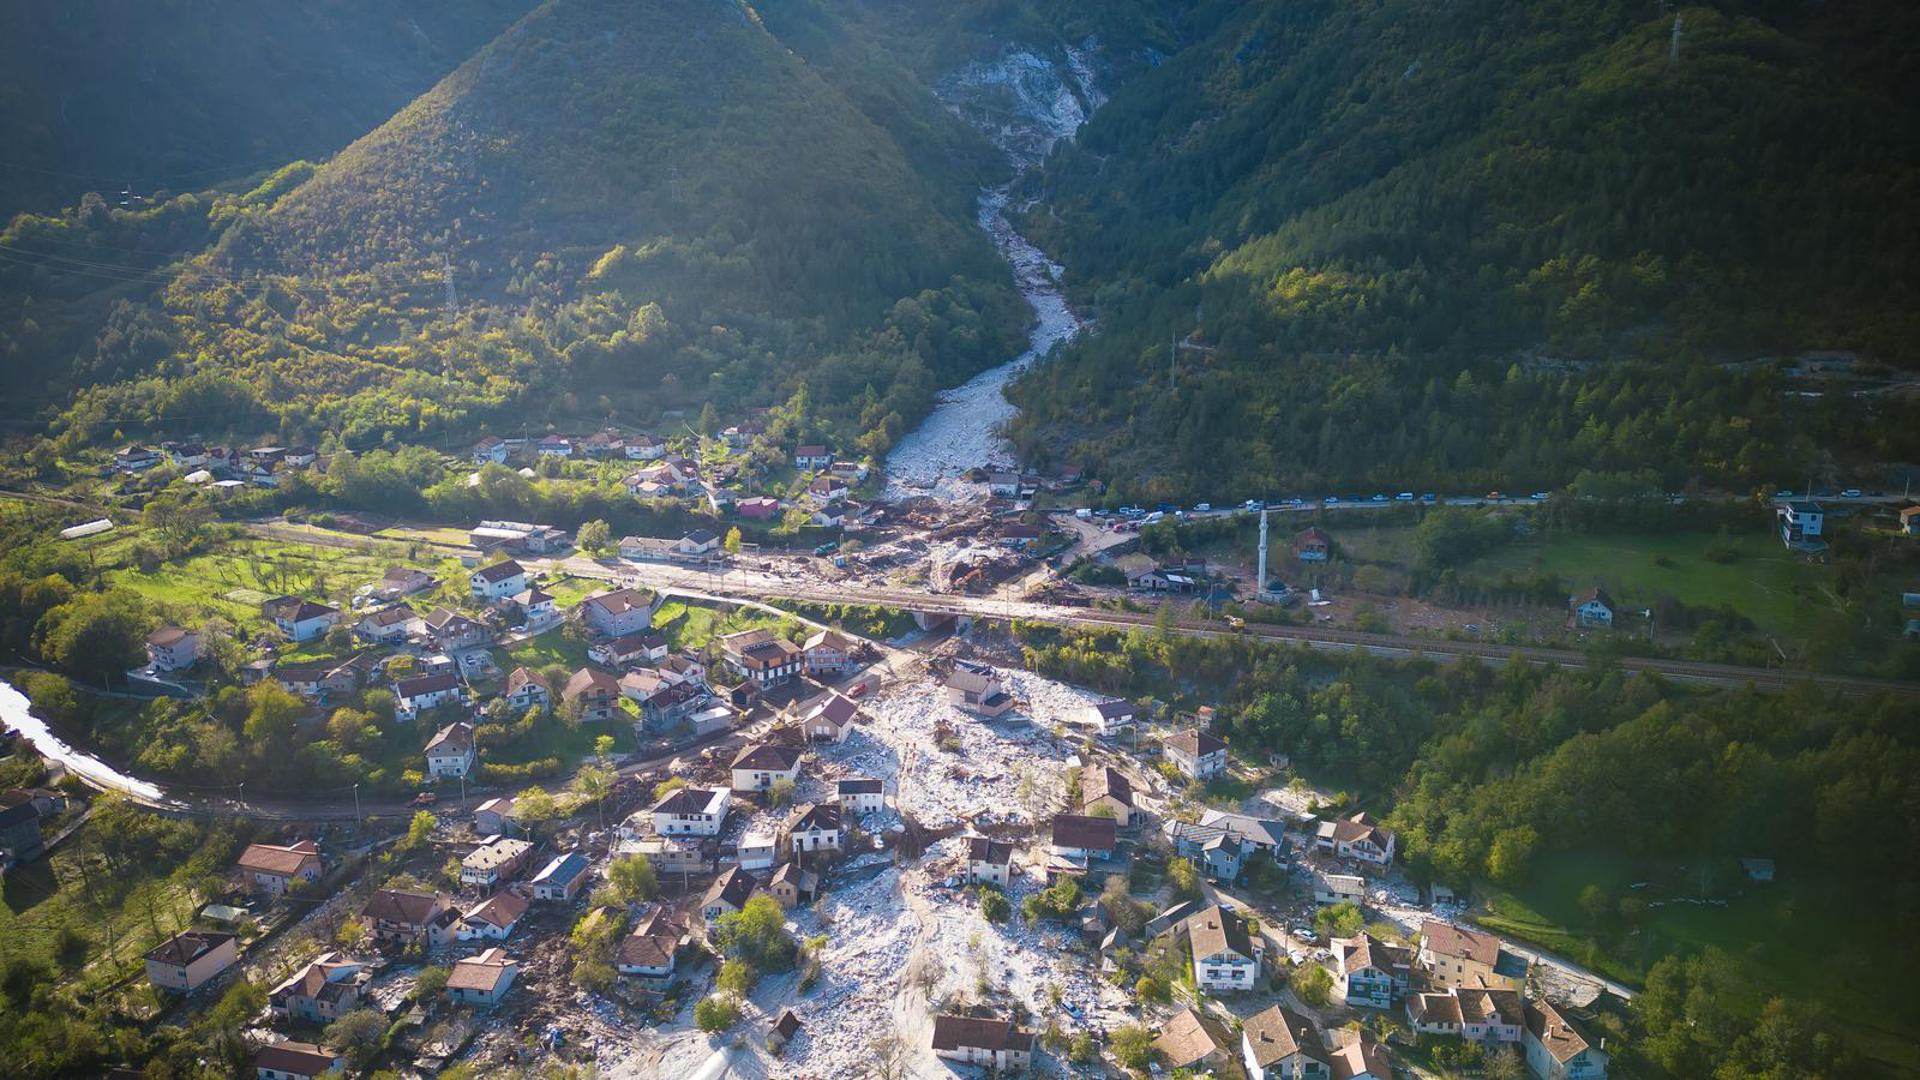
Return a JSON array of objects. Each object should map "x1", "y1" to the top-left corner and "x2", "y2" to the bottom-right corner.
[
  {"x1": 612, "y1": 829, "x2": 706, "y2": 875},
  {"x1": 503, "y1": 667, "x2": 551, "y2": 713},
  {"x1": 1334, "y1": 933, "x2": 1413, "y2": 1008},
  {"x1": 782, "y1": 802, "x2": 843, "y2": 854},
  {"x1": 535, "y1": 434, "x2": 572, "y2": 458},
  {"x1": 1188, "y1": 904, "x2": 1261, "y2": 991},
  {"x1": 424, "y1": 607, "x2": 492, "y2": 650},
  {"x1": 1524, "y1": 998, "x2": 1610, "y2": 1080},
  {"x1": 254, "y1": 1041, "x2": 343, "y2": 1080},
  {"x1": 1082, "y1": 766, "x2": 1139, "y2": 825},
  {"x1": 372, "y1": 566, "x2": 438, "y2": 600},
  {"x1": 144, "y1": 930, "x2": 237, "y2": 993},
  {"x1": 794, "y1": 445, "x2": 832, "y2": 471},
  {"x1": 1241, "y1": 1004, "x2": 1330, "y2": 1080},
  {"x1": 577, "y1": 587, "x2": 659, "y2": 638},
  {"x1": 798, "y1": 691, "x2": 863, "y2": 743},
  {"x1": 145, "y1": 626, "x2": 201, "y2": 671},
  {"x1": 807, "y1": 475, "x2": 849, "y2": 503},
  {"x1": 1901, "y1": 505, "x2": 1920, "y2": 536},
  {"x1": 731, "y1": 742, "x2": 804, "y2": 791},
  {"x1": 1418, "y1": 920, "x2": 1528, "y2": 991},
  {"x1": 1569, "y1": 586, "x2": 1615, "y2": 628},
  {"x1": 458, "y1": 889, "x2": 530, "y2": 941},
  {"x1": 967, "y1": 836, "x2": 1018, "y2": 888},
  {"x1": 1294, "y1": 526, "x2": 1332, "y2": 562},
  {"x1": 720, "y1": 628, "x2": 803, "y2": 688},
  {"x1": 423, "y1": 721, "x2": 477, "y2": 779},
  {"x1": 262, "y1": 597, "x2": 341, "y2": 643},
  {"x1": 1165, "y1": 728, "x2": 1229, "y2": 779},
  {"x1": 114, "y1": 445, "x2": 161, "y2": 471},
  {"x1": 274, "y1": 660, "x2": 359, "y2": 701},
  {"x1": 700, "y1": 866, "x2": 763, "y2": 924},
  {"x1": 561, "y1": 667, "x2": 622, "y2": 722},
  {"x1": 768, "y1": 862, "x2": 819, "y2": 908},
  {"x1": 652, "y1": 786, "x2": 731, "y2": 836},
  {"x1": 461, "y1": 836, "x2": 534, "y2": 891},
  {"x1": 1776, "y1": 499, "x2": 1825, "y2": 550},
  {"x1": 1316, "y1": 810, "x2": 1397, "y2": 865},
  {"x1": 674, "y1": 528, "x2": 723, "y2": 560},
  {"x1": 474, "y1": 797, "x2": 516, "y2": 836},
  {"x1": 590, "y1": 631, "x2": 669, "y2": 667},
  {"x1": 469, "y1": 559, "x2": 527, "y2": 601},
  {"x1": 620, "y1": 669, "x2": 707, "y2": 728},
  {"x1": 1314, "y1": 871, "x2": 1366, "y2": 907},
  {"x1": 837, "y1": 776, "x2": 885, "y2": 816},
  {"x1": 236, "y1": 839, "x2": 323, "y2": 896},
  {"x1": 531, "y1": 852, "x2": 592, "y2": 901},
  {"x1": 1051, "y1": 813, "x2": 1119, "y2": 863},
  {"x1": 944, "y1": 662, "x2": 1013, "y2": 717},
  {"x1": 1154, "y1": 1007, "x2": 1236, "y2": 1076},
  {"x1": 447, "y1": 948, "x2": 518, "y2": 1007},
  {"x1": 472, "y1": 436, "x2": 509, "y2": 464},
  {"x1": 1198, "y1": 809, "x2": 1288, "y2": 856},
  {"x1": 1130, "y1": 564, "x2": 1205, "y2": 593},
  {"x1": 270, "y1": 951, "x2": 369, "y2": 1022},
  {"x1": 801, "y1": 628, "x2": 855, "y2": 676},
  {"x1": 738, "y1": 830, "x2": 778, "y2": 871},
  {"x1": 1199, "y1": 833, "x2": 1245, "y2": 880},
  {"x1": 987, "y1": 471, "x2": 1021, "y2": 498},
  {"x1": 511, "y1": 586, "x2": 559, "y2": 630},
  {"x1": 616, "y1": 905, "x2": 688, "y2": 978},
  {"x1": 396, "y1": 673, "x2": 465, "y2": 723},
  {"x1": 361, "y1": 888, "x2": 457, "y2": 948},
  {"x1": 930, "y1": 1015, "x2": 1035, "y2": 1073},
  {"x1": 1326, "y1": 1028, "x2": 1393, "y2": 1080},
  {"x1": 1406, "y1": 987, "x2": 1525, "y2": 1043},
  {"x1": 733, "y1": 495, "x2": 780, "y2": 521},
  {"x1": 1080, "y1": 698, "x2": 1137, "y2": 735},
  {"x1": 356, "y1": 604, "x2": 420, "y2": 644},
  {"x1": 0, "y1": 790, "x2": 56, "y2": 861}
]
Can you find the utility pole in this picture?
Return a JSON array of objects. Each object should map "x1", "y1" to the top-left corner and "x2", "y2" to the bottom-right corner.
[
  {"x1": 1668, "y1": 14, "x2": 1683, "y2": 67},
  {"x1": 352, "y1": 783, "x2": 361, "y2": 827}
]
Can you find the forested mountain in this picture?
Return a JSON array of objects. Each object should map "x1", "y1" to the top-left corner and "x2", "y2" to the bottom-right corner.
[
  {"x1": 42, "y1": 0, "x2": 1028, "y2": 454},
  {"x1": 1004, "y1": 0, "x2": 1920, "y2": 499},
  {"x1": 0, "y1": 0, "x2": 540, "y2": 220}
]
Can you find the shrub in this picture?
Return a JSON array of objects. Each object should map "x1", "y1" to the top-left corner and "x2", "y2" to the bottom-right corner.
[{"x1": 694, "y1": 994, "x2": 739, "y2": 1033}]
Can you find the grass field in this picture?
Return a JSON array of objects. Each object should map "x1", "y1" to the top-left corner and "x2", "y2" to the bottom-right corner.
[
  {"x1": 0, "y1": 811, "x2": 222, "y2": 995},
  {"x1": 106, "y1": 538, "x2": 395, "y2": 627},
  {"x1": 1464, "y1": 531, "x2": 1833, "y2": 636},
  {"x1": 1479, "y1": 852, "x2": 1919, "y2": 1073}
]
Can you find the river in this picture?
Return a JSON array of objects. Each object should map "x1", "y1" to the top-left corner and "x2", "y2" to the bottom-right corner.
[
  {"x1": 882, "y1": 46, "x2": 1101, "y2": 502},
  {"x1": 0, "y1": 676, "x2": 174, "y2": 805}
]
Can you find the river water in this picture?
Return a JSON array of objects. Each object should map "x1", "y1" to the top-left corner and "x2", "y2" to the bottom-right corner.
[
  {"x1": 0, "y1": 677, "x2": 172, "y2": 805},
  {"x1": 882, "y1": 47, "x2": 1100, "y2": 501}
]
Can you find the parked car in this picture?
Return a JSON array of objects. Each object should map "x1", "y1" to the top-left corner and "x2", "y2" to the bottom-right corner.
[
  {"x1": 1530, "y1": 491, "x2": 1551, "y2": 500},
  {"x1": 1195, "y1": 502, "x2": 1212, "y2": 513},
  {"x1": 1841, "y1": 488, "x2": 1863, "y2": 498},
  {"x1": 1395, "y1": 492, "x2": 1414, "y2": 501},
  {"x1": 1420, "y1": 493, "x2": 1437, "y2": 503},
  {"x1": 1371, "y1": 494, "x2": 1389, "y2": 502},
  {"x1": 411, "y1": 792, "x2": 438, "y2": 807}
]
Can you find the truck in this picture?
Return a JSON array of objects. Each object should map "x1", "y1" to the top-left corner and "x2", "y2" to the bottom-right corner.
[
  {"x1": 1075, "y1": 508, "x2": 1093, "y2": 520},
  {"x1": 813, "y1": 541, "x2": 839, "y2": 557}
]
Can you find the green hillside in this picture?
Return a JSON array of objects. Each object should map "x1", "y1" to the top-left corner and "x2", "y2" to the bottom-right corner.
[
  {"x1": 49, "y1": 0, "x2": 1025, "y2": 454},
  {"x1": 0, "y1": 0, "x2": 540, "y2": 220},
  {"x1": 1004, "y1": 0, "x2": 1920, "y2": 500}
]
